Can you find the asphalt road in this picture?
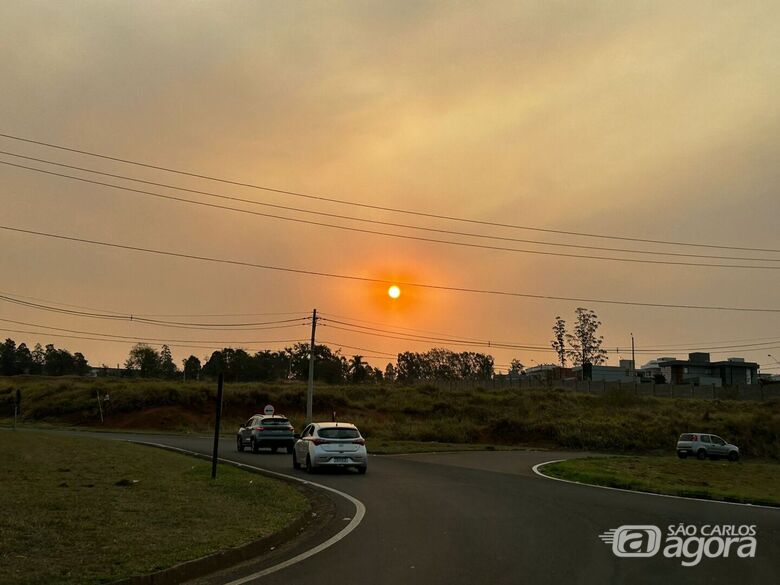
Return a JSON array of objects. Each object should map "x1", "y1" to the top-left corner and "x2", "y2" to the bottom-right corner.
[{"x1": 51, "y1": 431, "x2": 780, "y2": 584}]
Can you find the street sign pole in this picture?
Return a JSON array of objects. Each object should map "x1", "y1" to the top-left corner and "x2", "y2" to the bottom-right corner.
[{"x1": 211, "y1": 373, "x2": 224, "y2": 479}]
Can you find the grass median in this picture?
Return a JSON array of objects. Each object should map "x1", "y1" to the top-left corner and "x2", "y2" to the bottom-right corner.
[
  {"x1": 542, "y1": 456, "x2": 780, "y2": 506},
  {"x1": 0, "y1": 431, "x2": 309, "y2": 585}
]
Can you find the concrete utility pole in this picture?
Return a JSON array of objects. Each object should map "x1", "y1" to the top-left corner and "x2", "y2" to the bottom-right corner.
[{"x1": 306, "y1": 309, "x2": 318, "y2": 423}]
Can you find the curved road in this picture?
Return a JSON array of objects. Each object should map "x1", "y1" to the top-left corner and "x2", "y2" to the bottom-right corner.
[{"x1": 79, "y1": 432, "x2": 780, "y2": 584}]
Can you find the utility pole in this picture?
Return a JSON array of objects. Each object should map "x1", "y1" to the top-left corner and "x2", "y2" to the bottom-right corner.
[
  {"x1": 631, "y1": 333, "x2": 636, "y2": 377},
  {"x1": 306, "y1": 309, "x2": 318, "y2": 423}
]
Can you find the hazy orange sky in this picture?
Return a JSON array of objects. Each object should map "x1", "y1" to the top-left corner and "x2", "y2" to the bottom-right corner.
[{"x1": 1, "y1": 1, "x2": 779, "y2": 373}]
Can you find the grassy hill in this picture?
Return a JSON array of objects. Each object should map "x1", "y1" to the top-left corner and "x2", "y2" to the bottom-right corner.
[{"x1": 1, "y1": 376, "x2": 778, "y2": 458}]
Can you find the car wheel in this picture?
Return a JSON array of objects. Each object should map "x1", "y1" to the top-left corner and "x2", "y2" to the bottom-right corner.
[
  {"x1": 251, "y1": 439, "x2": 259, "y2": 454},
  {"x1": 305, "y1": 455, "x2": 314, "y2": 474},
  {"x1": 677, "y1": 452, "x2": 687, "y2": 459},
  {"x1": 292, "y1": 451, "x2": 299, "y2": 470},
  {"x1": 237, "y1": 437, "x2": 244, "y2": 453},
  {"x1": 696, "y1": 449, "x2": 707, "y2": 460},
  {"x1": 728, "y1": 451, "x2": 739, "y2": 462},
  {"x1": 357, "y1": 465, "x2": 367, "y2": 475}
]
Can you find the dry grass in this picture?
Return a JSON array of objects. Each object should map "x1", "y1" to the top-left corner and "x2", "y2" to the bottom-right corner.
[{"x1": 0, "y1": 430, "x2": 308, "y2": 585}]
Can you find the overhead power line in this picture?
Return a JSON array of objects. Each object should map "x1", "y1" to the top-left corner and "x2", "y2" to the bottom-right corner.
[
  {"x1": 0, "y1": 317, "x2": 308, "y2": 344},
  {"x1": 5, "y1": 161, "x2": 778, "y2": 270},
  {"x1": 319, "y1": 311, "x2": 780, "y2": 350},
  {"x1": 0, "y1": 288, "x2": 307, "y2": 318},
  {"x1": 1, "y1": 131, "x2": 778, "y2": 253},
  {"x1": 320, "y1": 316, "x2": 780, "y2": 354},
  {"x1": 0, "y1": 293, "x2": 310, "y2": 330},
  {"x1": 0, "y1": 326, "x2": 306, "y2": 352},
  {"x1": 2, "y1": 223, "x2": 780, "y2": 313},
  {"x1": 3, "y1": 152, "x2": 780, "y2": 264}
]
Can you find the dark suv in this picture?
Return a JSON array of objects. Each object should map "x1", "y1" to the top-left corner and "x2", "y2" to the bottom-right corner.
[{"x1": 237, "y1": 415, "x2": 295, "y2": 453}]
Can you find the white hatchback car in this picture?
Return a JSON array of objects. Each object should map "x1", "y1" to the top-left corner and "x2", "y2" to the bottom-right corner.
[{"x1": 292, "y1": 422, "x2": 368, "y2": 474}]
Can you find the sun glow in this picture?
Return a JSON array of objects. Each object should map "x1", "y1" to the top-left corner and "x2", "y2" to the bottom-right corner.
[{"x1": 388, "y1": 285, "x2": 401, "y2": 299}]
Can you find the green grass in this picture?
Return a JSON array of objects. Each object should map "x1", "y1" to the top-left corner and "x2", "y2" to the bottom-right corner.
[
  {"x1": 1, "y1": 376, "x2": 778, "y2": 458},
  {"x1": 543, "y1": 456, "x2": 780, "y2": 506},
  {"x1": 0, "y1": 431, "x2": 309, "y2": 585}
]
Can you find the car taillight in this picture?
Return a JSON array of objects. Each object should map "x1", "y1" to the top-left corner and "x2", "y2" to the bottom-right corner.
[
  {"x1": 254, "y1": 427, "x2": 265, "y2": 431},
  {"x1": 312, "y1": 438, "x2": 327, "y2": 446},
  {"x1": 354, "y1": 439, "x2": 365, "y2": 445}
]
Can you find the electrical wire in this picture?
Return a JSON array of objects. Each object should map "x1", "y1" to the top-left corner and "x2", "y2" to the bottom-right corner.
[
  {"x1": 0, "y1": 288, "x2": 307, "y2": 318},
  {"x1": 0, "y1": 293, "x2": 310, "y2": 330},
  {"x1": 0, "y1": 316, "x2": 308, "y2": 343},
  {"x1": 3, "y1": 151, "x2": 780, "y2": 264},
  {"x1": 3, "y1": 223, "x2": 780, "y2": 312},
  {"x1": 0, "y1": 326, "x2": 306, "y2": 352},
  {"x1": 4, "y1": 160, "x2": 779, "y2": 270},
  {"x1": 2, "y1": 131, "x2": 778, "y2": 253}
]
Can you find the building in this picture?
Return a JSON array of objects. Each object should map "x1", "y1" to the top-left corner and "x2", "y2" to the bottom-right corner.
[
  {"x1": 640, "y1": 353, "x2": 758, "y2": 386},
  {"x1": 572, "y1": 360, "x2": 636, "y2": 382}
]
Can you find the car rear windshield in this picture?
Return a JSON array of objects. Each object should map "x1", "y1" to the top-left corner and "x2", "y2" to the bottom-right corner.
[
  {"x1": 318, "y1": 427, "x2": 359, "y2": 439},
  {"x1": 262, "y1": 418, "x2": 289, "y2": 425},
  {"x1": 679, "y1": 434, "x2": 695, "y2": 441}
]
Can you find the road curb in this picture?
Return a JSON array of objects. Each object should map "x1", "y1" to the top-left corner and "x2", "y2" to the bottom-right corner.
[
  {"x1": 532, "y1": 459, "x2": 779, "y2": 510},
  {"x1": 109, "y1": 442, "x2": 337, "y2": 585}
]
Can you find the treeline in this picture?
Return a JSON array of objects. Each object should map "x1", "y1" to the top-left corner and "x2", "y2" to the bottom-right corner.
[
  {"x1": 394, "y1": 349, "x2": 494, "y2": 382},
  {"x1": 0, "y1": 338, "x2": 90, "y2": 376},
  {"x1": 124, "y1": 342, "x2": 385, "y2": 383},
  {"x1": 0, "y1": 336, "x2": 498, "y2": 383},
  {"x1": 123, "y1": 343, "x2": 496, "y2": 384}
]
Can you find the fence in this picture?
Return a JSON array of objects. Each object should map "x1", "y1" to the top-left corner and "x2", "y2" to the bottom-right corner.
[{"x1": 434, "y1": 377, "x2": 779, "y2": 401}]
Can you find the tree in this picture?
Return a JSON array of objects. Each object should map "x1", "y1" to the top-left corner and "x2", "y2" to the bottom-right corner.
[
  {"x1": 348, "y1": 355, "x2": 369, "y2": 383},
  {"x1": 15, "y1": 343, "x2": 33, "y2": 374},
  {"x1": 384, "y1": 363, "x2": 397, "y2": 382},
  {"x1": 565, "y1": 308, "x2": 607, "y2": 367},
  {"x1": 286, "y1": 343, "x2": 346, "y2": 383},
  {"x1": 508, "y1": 359, "x2": 524, "y2": 377},
  {"x1": 551, "y1": 316, "x2": 567, "y2": 367},
  {"x1": 0, "y1": 338, "x2": 18, "y2": 375},
  {"x1": 183, "y1": 355, "x2": 201, "y2": 380},
  {"x1": 73, "y1": 352, "x2": 90, "y2": 376},
  {"x1": 125, "y1": 344, "x2": 161, "y2": 377},
  {"x1": 159, "y1": 345, "x2": 177, "y2": 379},
  {"x1": 31, "y1": 343, "x2": 45, "y2": 374}
]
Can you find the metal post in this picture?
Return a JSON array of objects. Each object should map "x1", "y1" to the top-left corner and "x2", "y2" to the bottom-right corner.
[
  {"x1": 96, "y1": 390, "x2": 104, "y2": 423},
  {"x1": 306, "y1": 309, "x2": 318, "y2": 423},
  {"x1": 211, "y1": 373, "x2": 224, "y2": 480}
]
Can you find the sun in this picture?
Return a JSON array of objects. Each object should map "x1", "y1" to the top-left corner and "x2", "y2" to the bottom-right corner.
[{"x1": 387, "y1": 285, "x2": 401, "y2": 299}]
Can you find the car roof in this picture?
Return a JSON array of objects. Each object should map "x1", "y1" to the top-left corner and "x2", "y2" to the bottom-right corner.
[{"x1": 312, "y1": 422, "x2": 358, "y2": 429}]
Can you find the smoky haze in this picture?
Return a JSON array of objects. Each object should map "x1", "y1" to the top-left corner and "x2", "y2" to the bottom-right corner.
[{"x1": 0, "y1": 1, "x2": 778, "y2": 372}]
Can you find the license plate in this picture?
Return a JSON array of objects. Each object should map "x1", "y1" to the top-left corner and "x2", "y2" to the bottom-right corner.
[{"x1": 332, "y1": 457, "x2": 348, "y2": 463}]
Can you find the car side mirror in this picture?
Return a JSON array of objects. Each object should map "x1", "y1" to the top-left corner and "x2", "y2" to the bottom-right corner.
[{"x1": 294, "y1": 433, "x2": 301, "y2": 440}]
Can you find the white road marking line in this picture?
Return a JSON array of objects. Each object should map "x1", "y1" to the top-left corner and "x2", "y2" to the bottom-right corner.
[
  {"x1": 132, "y1": 441, "x2": 367, "y2": 583},
  {"x1": 531, "y1": 459, "x2": 778, "y2": 511}
]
